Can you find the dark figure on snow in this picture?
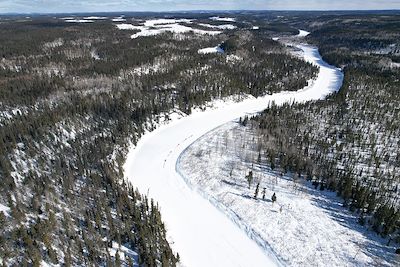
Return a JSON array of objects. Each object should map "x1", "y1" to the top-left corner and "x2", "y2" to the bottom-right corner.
[{"x1": 271, "y1": 192, "x2": 277, "y2": 203}]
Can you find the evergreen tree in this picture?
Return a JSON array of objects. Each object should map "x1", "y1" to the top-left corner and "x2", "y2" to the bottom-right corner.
[{"x1": 254, "y1": 182, "x2": 260, "y2": 199}]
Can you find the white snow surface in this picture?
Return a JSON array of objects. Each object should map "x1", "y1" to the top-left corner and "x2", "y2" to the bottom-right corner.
[
  {"x1": 177, "y1": 121, "x2": 396, "y2": 266},
  {"x1": 198, "y1": 46, "x2": 224, "y2": 54},
  {"x1": 124, "y1": 43, "x2": 343, "y2": 266},
  {"x1": 297, "y1": 29, "x2": 311, "y2": 37},
  {"x1": 115, "y1": 23, "x2": 142, "y2": 30},
  {"x1": 83, "y1": 16, "x2": 107, "y2": 20},
  {"x1": 116, "y1": 18, "x2": 222, "y2": 38},
  {"x1": 132, "y1": 21, "x2": 221, "y2": 39},
  {"x1": 198, "y1": 23, "x2": 237, "y2": 30},
  {"x1": 112, "y1": 18, "x2": 126, "y2": 22},
  {"x1": 144, "y1": 18, "x2": 193, "y2": 27},
  {"x1": 210, "y1": 16, "x2": 236, "y2": 22},
  {"x1": 0, "y1": 203, "x2": 10, "y2": 216}
]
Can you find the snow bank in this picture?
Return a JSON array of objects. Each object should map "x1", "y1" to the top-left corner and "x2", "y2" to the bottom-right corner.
[
  {"x1": 198, "y1": 46, "x2": 224, "y2": 54},
  {"x1": 124, "y1": 42, "x2": 343, "y2": 266}
]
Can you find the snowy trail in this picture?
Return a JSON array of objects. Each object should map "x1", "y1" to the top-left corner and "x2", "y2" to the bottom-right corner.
[{"x1": 124, "y1": 41, "x2": 343, "y2": 266}]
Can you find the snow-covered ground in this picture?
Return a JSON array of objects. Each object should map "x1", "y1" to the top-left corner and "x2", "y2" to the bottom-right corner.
[
  {"x1": 198, "y1": 46, "x2": 224, "y2": 54},
  {"x1": 112, "y1": 17, "x2": 126, "y2": 22},
  {"x1": 210, "y1": 16, "x2": 236, "y2": 22},
  {"x1": 198, "y1": 23, "x2": 237, "y2": 30},
  {"x1": 115, "y1": 23, "x2": 142, "y2": 30},
  {"x1": 116, "y1": 18, "x2": 222, "y2": 38},
  {"x1": 297, "y1": 30, "x2": 310, "y2": 37},
  {"x1": 0, "y1": 203, "x2": 10, "y2": 216},
  {"x1": 177, "y1": 122, "x2": 396, "y2": 266},
  {"x1": 83, "y1": 16, "x2": 107, "y2": 20},
  {"x1": 124, "y1": 35, "x2": 343, "y2": 266}
]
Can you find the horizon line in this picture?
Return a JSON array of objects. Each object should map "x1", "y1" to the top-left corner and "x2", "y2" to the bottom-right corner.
[{"x1": 1, "y1": 9, "x2": 400, "y2": 15}]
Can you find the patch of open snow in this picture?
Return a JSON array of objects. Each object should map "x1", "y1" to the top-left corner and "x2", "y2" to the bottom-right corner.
[
  {"x1": 391, "y1": 62, "x2": 400, "y2": 68},
  {"x1": 198, "y1": 46, "x2": 224, "y2": 54},
  {"x1": 112, "y1": 17, "x2": 126, "y2": 22},
  {"x1": 252, "y1": 26, "x2": 260, "y2": 30},
  {"x1": 83, "y1": 16, "x2": 107, "y2": 20},
  {"x1": 0, "y1": 203, "x2": 10, "y2": 216},
  {"x1": 272, "y1": 37, "x2": 280, "y2": 41},
  {"x1": 198, "y1": 23, "x2": 237, "y2": 30},
  {"x1": 124, "y1": 43, "x2": 343, "y2": 266},
  {"x1": 115, "y1": 23, "x2": 142, "y2": 30},
  {"x1": 144, "y1": 18, "x2": 193, "y2": 27},
  {"x1": 297, "y1": 29, "x2": 310, "y2": 37},
  {"x1": 65, "y1": 19, "x2": 94, "y2": 23},
  {"x1": 108, "y1": 241, "x2": 139, "y2": 266},
  {"x1": 210, "y1": 16, "x2": 236, "y2": 22},
  {"x1": 116, "y1": 19, "x2": 221, "y2": 38},
  {"x1": 131, "y1": 22, "x2": 221, "y2": 39},
  {"x1": 178, "y1": 121, "x2": 396, "y2": 266},
  {"x1": 59, "y1": 17, "x2": 75, "y2": 20}
]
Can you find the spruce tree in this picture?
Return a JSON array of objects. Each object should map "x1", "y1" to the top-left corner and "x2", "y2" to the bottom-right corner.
[{"x1": 254, "y1": 182, "x2": 260, "y2": 199}]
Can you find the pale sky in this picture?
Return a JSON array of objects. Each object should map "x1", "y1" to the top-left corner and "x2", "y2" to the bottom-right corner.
[{"x1": 0, "y1": 0, "x2": 399, "y2": 13}]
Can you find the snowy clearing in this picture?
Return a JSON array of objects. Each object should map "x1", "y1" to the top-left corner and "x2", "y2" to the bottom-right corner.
[
  {"x1": 297, "y1": 30, "x2": 310, "y2": 37},
  {"x1": 198, "y1": 23, "x2": 237, "y2": 30},
  {"x1": 115, "y1": 23, "x2": 142, "y2": 30},
  {"x1": 144, "y1": 18, "x2": 193, "y2": 27},
  {"x1": 124, "y1": 38, "x2": 343, "y2": 266},
  {"x1": 83, "y1": 16, "x2": 107, "y2": 20},
  {"x1": 177, "y1": 121, "x2": 396, "y2": 266},
  {"x1": 198, "y1": 46, "x2": 224, "y2": 54},
  {"x1": 112, "y1": 17, "x2": 126, "y2": 22},
  {"x1": 210, "y1": 16, "x2": 236, "y2": 22},
  {"x1": 115, "y1": 18, "x2": 222, "y2": 38}
]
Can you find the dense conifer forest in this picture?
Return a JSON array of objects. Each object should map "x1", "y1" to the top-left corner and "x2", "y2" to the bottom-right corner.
[{"x1": 0, "y1": 14, "x2": 316, "y2": 265}]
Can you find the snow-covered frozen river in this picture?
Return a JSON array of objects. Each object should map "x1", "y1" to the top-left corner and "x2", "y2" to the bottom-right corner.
[{"x1": 124, "y1": 38, "x2": 343, "y2": 266}]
